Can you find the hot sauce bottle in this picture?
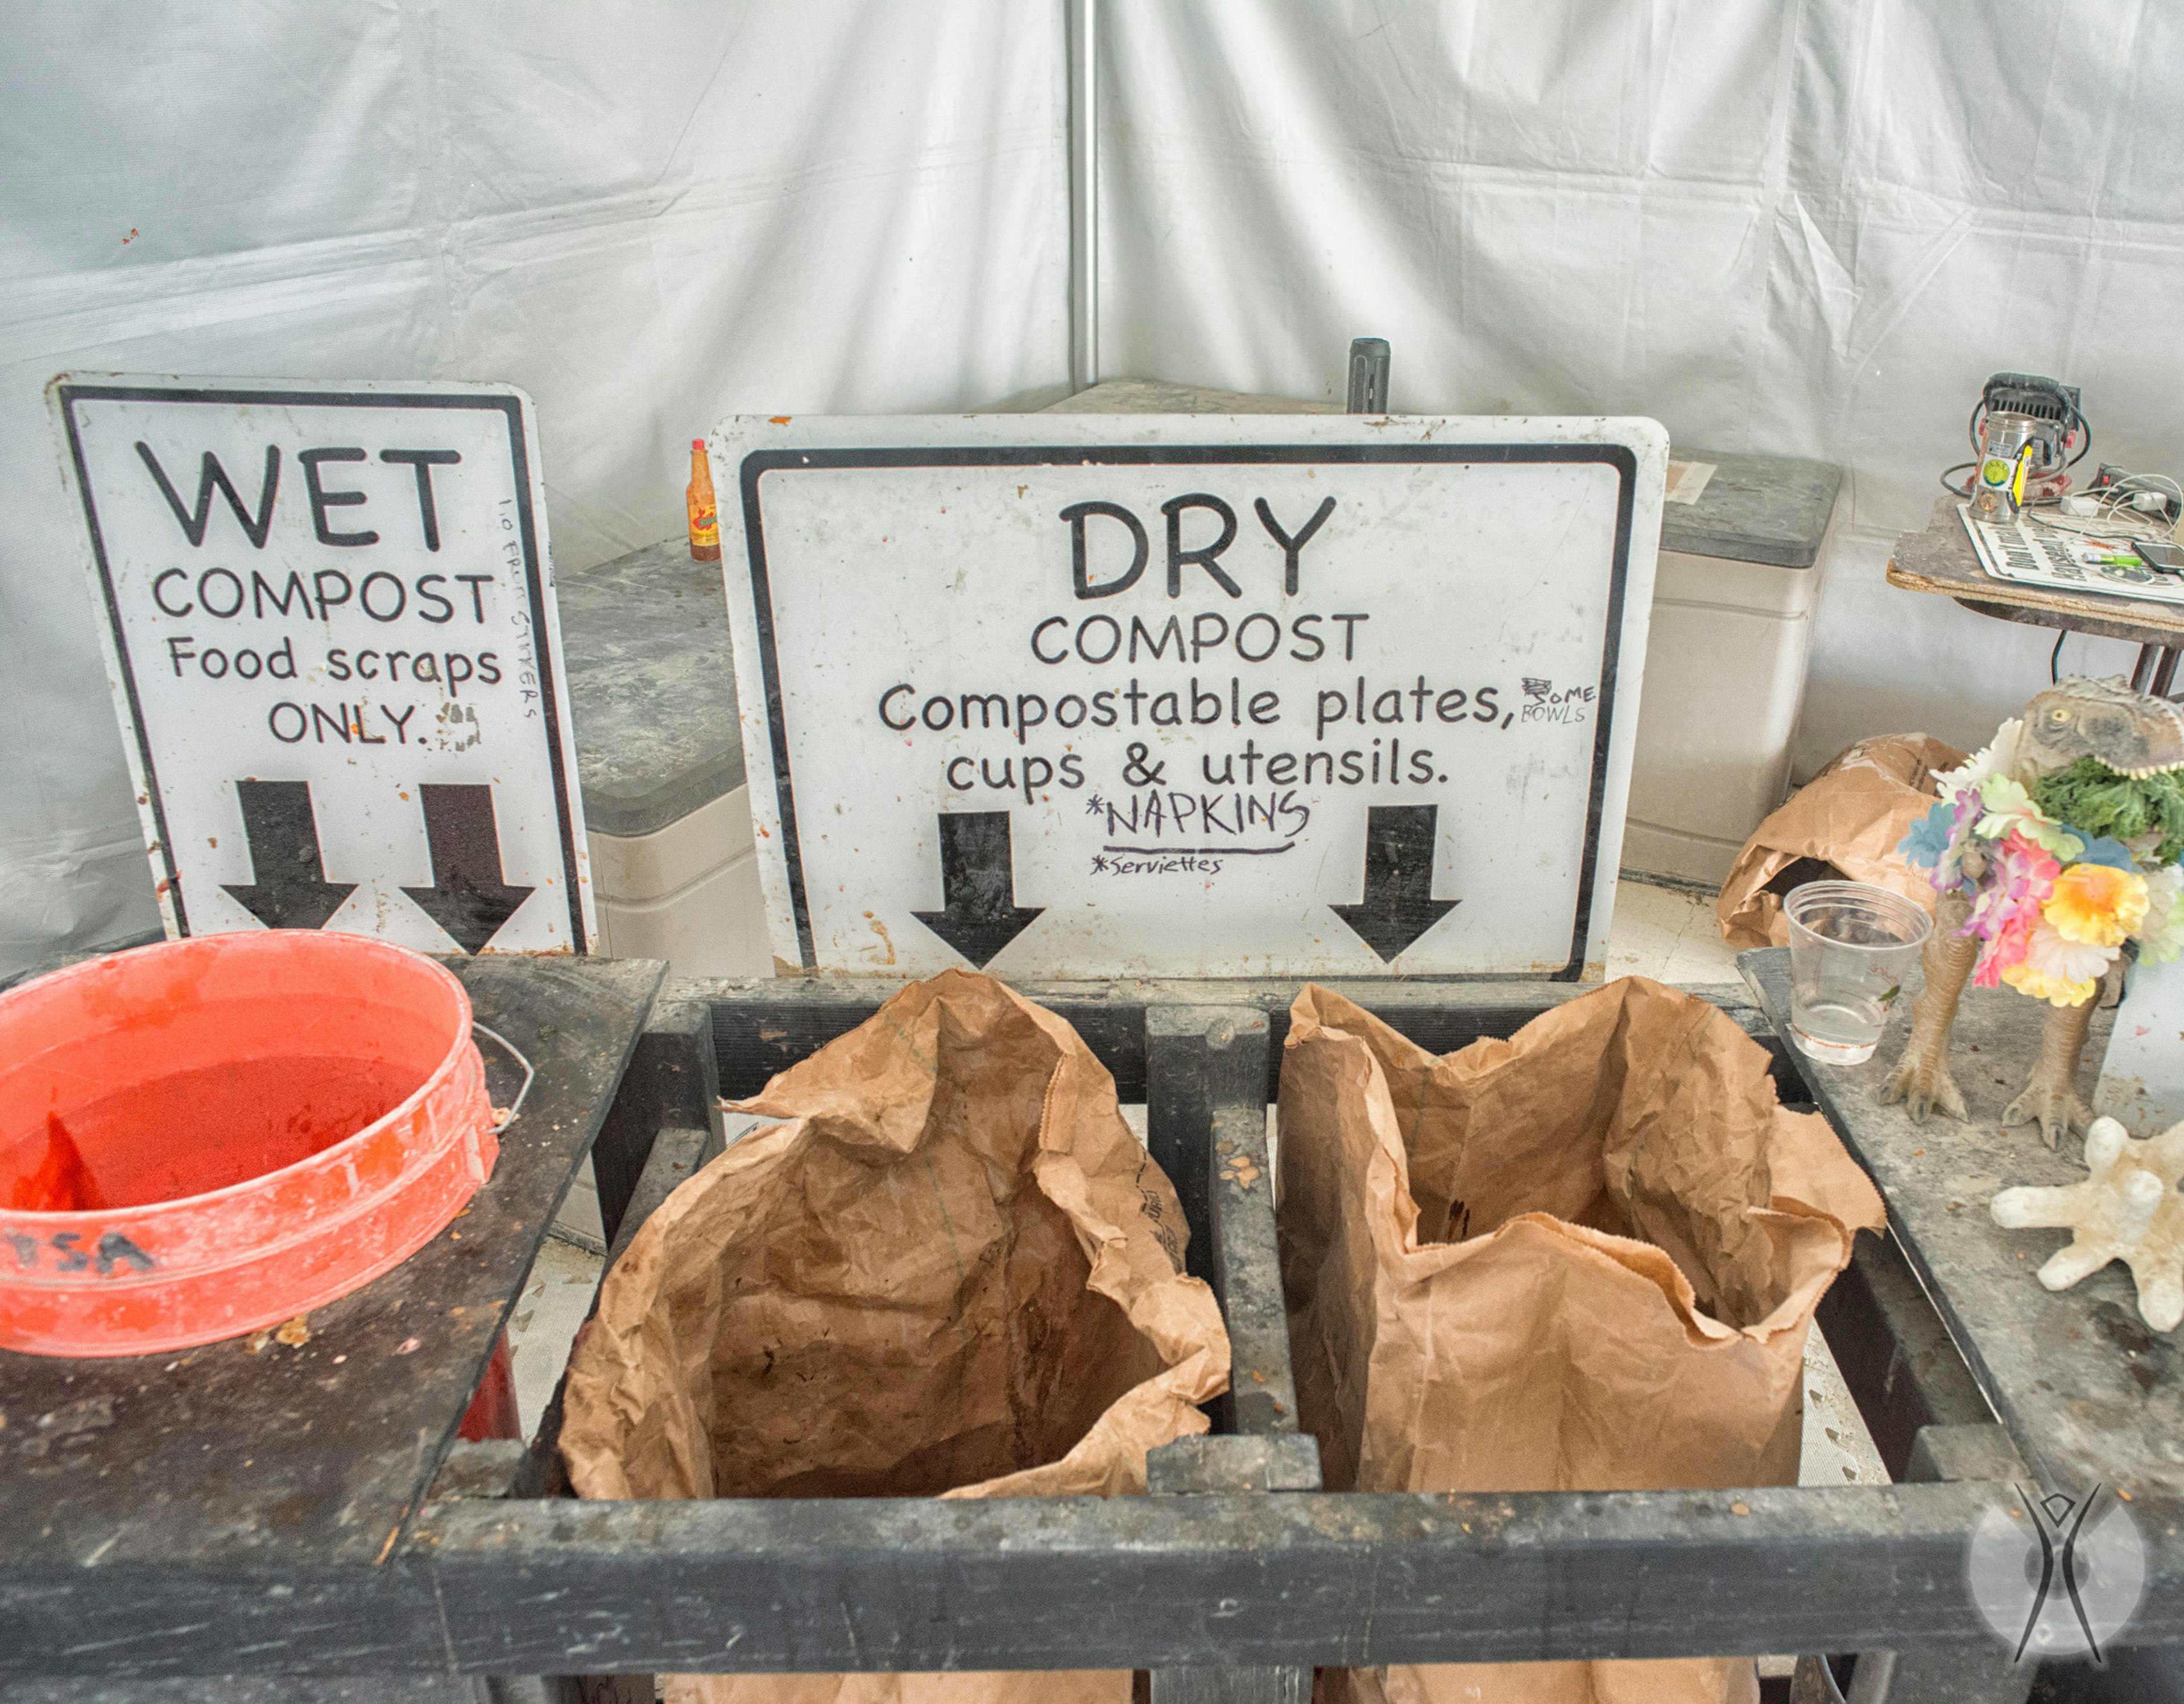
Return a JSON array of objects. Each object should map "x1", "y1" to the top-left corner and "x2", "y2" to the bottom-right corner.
[{"x1": 687, "y1": 438, "x2": 721, "y2": 562}]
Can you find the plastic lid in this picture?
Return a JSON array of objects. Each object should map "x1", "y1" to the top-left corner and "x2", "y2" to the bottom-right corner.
[
  {"x1": 560, "y1": 537, "x2": 745, "y2": 836},
  {"x1": 1663, "y1": 449, "x2": 1843, "y2": 568}
]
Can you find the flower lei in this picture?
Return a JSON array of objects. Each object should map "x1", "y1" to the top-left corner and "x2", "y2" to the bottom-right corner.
[{"x1": 1898, "y1": 718, "x2": 2184, "y2": 1007}]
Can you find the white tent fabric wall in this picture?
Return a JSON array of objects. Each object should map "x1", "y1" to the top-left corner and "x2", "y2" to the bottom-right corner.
[
  {"x1": 0, "y1": 3, "x2": 1068, "y2": 978},
  {"x1": 7, "y1": 3, "x2": 2182, "y2": 975},
  {"x1": 1097, "y1": 0, "x2": 2174, "y2": 772}
]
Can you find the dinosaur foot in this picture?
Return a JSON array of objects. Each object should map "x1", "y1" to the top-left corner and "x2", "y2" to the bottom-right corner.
[
  {"x1": 2003, "y1": 1072, "x2": 2096, "y2": 1149},
  {"x1": 1877, "y1": 1046, "x2": 1968, "y2": 1124}
]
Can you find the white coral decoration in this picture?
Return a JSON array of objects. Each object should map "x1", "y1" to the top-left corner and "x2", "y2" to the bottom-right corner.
[
  {"x1": 1991, "y1": 1116, "x2": 2184, "y2": 1331},
  {"x1": 1938, "y1": 717, "x2": 2025, "y2": 792}
]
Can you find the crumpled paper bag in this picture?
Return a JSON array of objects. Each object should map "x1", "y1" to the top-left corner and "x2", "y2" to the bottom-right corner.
[
  {"x1": 1277, "y1": 979, "x2": 1885, "y2": 1704},
  {"x1": 1716, "y1": 733, "x2": 1967, "y2": 949},
  {"x1": 562, "y1": 967, "x2": 1231, "y2": 1704}
]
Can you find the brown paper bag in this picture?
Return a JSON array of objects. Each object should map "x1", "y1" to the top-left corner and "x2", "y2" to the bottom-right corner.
[
  {"x1": 1715, "y1": 732, "x2": 1967, "y2": 949},
  {"x1": 562, "y1": 968, "x2": 1231, "y2": 1704},
  {"x1": 1277, "y1": 979, "x2": 1884, "y2": 1704}
]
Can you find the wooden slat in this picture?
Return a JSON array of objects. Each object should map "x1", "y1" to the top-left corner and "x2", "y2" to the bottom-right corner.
[
  {"x1": 1814, "y1": 1229, "x2": 1995, "y2": 1481},
  {"x1": 591, "y1": 993, "x2": 721, "y2": 1247},
  {"x1": 416, "y1": 1482, "x2": 2184, "y2": 1675},
  {"x1": 698, "y1": 974, "x2": 1790, "y2": 1104}
]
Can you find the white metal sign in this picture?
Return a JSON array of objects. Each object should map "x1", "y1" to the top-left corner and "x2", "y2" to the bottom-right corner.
[
  {"x1": 718, "y1": 413, "x2": 1664, "y2": 980},
  {"x1": 52, "y1": 375, "x2": 594, "y2": 954}
]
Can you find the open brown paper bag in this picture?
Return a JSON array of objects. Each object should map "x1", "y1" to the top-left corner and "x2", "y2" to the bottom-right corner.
[
  {"x1": 1716, "y1": 731, "x2": 1967, "y2": 950},
  {"x1": 1277, "y1": 979, "x2": 1884, "y2": 1704},
  {"x1": 562, "y1": 968, "x2": 1231, "y2": 1704}
]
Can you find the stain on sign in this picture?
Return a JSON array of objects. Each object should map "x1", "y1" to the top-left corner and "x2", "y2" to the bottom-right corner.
[
  {"x1": 718, "y1": 413, "x2": 1665, "y2": 979},
  {"x1": 51, "y1": 376, "x2": 593, "y2": 953}
]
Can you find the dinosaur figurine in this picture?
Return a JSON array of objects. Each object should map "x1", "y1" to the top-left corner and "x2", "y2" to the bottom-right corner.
[{"x1": 1883, "y1": 676, "x2": 2184, "y2": 1146}]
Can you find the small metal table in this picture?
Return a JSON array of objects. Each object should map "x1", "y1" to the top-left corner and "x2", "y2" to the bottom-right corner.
[{"x1": 1888, "y1": 494, "x2": 2184, "y2": 694}]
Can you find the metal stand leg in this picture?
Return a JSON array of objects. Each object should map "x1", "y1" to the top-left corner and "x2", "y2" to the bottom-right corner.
[
  {"x1": 1145, "y1": 1006, "x2": 1318, "y2": 1704},
  {"x1": 1821, "y1": 1429, "x2": 2037, "y2": 1704}
]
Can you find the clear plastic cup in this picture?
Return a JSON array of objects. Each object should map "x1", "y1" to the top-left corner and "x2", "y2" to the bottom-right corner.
[{"x1": 1783, "y1": 881, "x2": 1932, "y2": 1065}]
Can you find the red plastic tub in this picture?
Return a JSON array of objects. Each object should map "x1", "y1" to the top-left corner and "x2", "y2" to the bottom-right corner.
[{"x1": 0, "y1": 932, "x2": 498, "y2": 1357}]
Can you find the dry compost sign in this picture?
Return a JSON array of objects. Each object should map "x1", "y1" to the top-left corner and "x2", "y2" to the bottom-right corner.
[
  {"x1": 719, "y1": 414, "x2": 1664, "y2": 980},
  {"x1": 52, "y1": 375, "x2": 594, "y2": 954}
]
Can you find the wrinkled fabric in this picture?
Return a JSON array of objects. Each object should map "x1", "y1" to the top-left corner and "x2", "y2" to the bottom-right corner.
[
  {"x1": 1278, "y1": 979, "x2": 1884, "y2": 1704},
  {"x1": 1098, "y1": 2, "x2": 2164, "y2": 777},
  {"x1": 0, "y1": 3, "x2": 1069, "y2": 978},
  {"x1": 564, "y1": 968, "x2": 1229, "y2": 1704}
]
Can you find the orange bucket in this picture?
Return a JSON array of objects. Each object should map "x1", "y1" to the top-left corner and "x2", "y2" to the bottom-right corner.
[{"x1": 0, "y1": 932, "x2": 499, "y2": 1357}]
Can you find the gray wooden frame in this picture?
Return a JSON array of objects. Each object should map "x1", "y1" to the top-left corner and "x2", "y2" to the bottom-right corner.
[{"x1": 9, "y1": 967, "x2": 2175, "y2": 1704}]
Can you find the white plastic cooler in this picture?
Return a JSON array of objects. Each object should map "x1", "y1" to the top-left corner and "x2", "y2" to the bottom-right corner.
[{"x1": 1620, "y1": 452, "x2": 1842, "y2": 886}]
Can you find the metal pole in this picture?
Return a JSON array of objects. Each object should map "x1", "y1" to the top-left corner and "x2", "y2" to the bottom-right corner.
[
  {"x1": 1068, "y1": 0, "x2": 1099, "y2": 394},
  {"x1": 1347, "y1": 338, "x2": 1390, "y2": 413}
]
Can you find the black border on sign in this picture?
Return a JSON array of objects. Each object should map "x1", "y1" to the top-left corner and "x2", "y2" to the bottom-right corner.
[
  {"x1": 55, "y1": 383, "x2": 589, "y2": 953},
  {"x1": 739, "y1": 442, "x2": 1637, "y2": 981}
]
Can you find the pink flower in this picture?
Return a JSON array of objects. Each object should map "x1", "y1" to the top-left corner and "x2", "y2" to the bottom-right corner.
[
  {"x1": 1963, "y1": 832, "x2": 2059, "y2": 988},
  {"x1": 1973, "y1": 909, "x2": 2037, "y2": 987},
  {"x1": 1964, "y1": 831, "x2": 2059, "y2": 945}
]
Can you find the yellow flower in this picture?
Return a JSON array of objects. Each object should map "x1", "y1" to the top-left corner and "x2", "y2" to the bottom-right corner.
[
  {"x1": 2044, "y1": 863, "x2": 2150, "y2": 948},
  {"x1": 2001, "y1": 963, "x2": 2100, "y2": 1007}
]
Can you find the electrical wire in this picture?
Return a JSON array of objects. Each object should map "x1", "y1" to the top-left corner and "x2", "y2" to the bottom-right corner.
[
  {"x1": 2099, "y1": 471, "x2": 2183, "y2": 509},
  {"x1": 2022, "y1": 471, "x2": 2182, "y2": 545},
  {"x1": 2026, "y1": 508, "x2": 2170, "y2": 545},
  {"x1": 2051, "y1": 629, "x2": 2067, "y2": 684}
]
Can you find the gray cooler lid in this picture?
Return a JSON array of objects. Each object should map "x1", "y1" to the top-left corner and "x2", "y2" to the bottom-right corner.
[
  {"x1": 1662, "y1": 448, "x2": 1841, "y2": 569},
  {"x1": 557, "y1": 536, "x2": 745, "y2": 839}
]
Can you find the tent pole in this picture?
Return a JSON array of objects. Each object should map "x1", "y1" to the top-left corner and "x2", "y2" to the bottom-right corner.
[{"x1": 1067, "y1": 0, "x2": 1099, "y2": 393}]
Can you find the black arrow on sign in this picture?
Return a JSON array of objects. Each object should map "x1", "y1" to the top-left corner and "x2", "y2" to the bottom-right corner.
[
  {"x1": 402, "y1": 784, "x2": 535, "y2": 953},
  {"x1": 1330, "y1": 804, "x2": 1459, "y2": 962},
  {"x1": 223, "y1": 780, "x2": 358, "y2": 930},
  {"x1": 911, "y1": 812, "x2": 1045, "y2": 967}
]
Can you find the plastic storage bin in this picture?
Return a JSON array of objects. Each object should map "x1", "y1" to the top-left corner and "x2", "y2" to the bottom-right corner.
[
  {"x1": 1622, "y1": 451, "x2": 1842, "y2": 887},
  {"x1": 559, "y1": 536, "x2": 771, "y2": 981}
]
